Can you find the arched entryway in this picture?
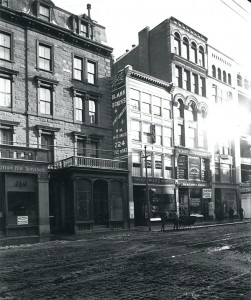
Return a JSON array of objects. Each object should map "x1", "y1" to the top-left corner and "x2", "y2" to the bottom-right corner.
[{"x1": 93, "y1": 180, "x2": 108, "y2": 226}]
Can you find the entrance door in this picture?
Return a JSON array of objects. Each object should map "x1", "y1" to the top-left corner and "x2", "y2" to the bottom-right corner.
[
  {"x1": 93, "y1": 180, "x2": 108, "y2": 226},
  {"x1": 133, "y1": 186, "x2": 147, "y2": 226}
]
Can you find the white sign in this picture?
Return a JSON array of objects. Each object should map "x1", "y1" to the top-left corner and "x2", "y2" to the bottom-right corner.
[
  {"x1": 17, "y1": 216, "x2": 28, "y2": 225},
  {"x1": 203, "y1": 188, "x2": 212, "y2": 198}
]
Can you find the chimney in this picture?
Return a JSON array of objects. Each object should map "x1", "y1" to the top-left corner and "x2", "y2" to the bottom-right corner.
[
  {"x1": 132, "y1": 44, "x2": 136, "y2": 48},
  {"x1": 87, "y1": 4, "x2": 91, "y2": 18}
]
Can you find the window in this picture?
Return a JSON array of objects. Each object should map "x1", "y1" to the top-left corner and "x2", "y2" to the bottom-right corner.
[
  {"x1": 155, "y1": 125, "x2": 162, "y2": 145},
  {"x1": 217, "y1": 68, "x2": 221, "y2": 80},
  {"x1": 177, "y1": 124, "x2": 184, "y2": 146},
  {"x1": 228, "y1": 73, "x2": 232, "y2": 85},
  {"x1": 73, "y1": 56, "x2": 83, "y2": 80},
  {"x1": 244, "y1": 79, "x2": 249, "y2": 90},
  {"x1": 192, "y1": 73, "x2": 199, "y2": 94},
  {"x1": 0, "y1": 126, "x2": 13, "y2": 145},
  {"x1": 89, "y1": 98, "x2": 96, "y2": 124},
  {"x1": 212, "y1": 85, "x2": 217, "y2": 103},
  {"x1": 175, "y1": 66, "x2": 182, "y2": 88},
  {"x1": 132, "y1": 120, "x2": 140, "y2": 141},
  {"x1": 39, "y1": 86, "x2": 52, "y2": 115},
  {"x1": 41, "y1": 132, "x2": 54, "y2": 163},
  {"x1": 178, "y1": 99, "x2": 184, "y2": 118},
  {"x1": 0, "y1": 77, "x2": 11, "y2": 107},
  {"x1": 88, "y1": 141, "x2": 98, "y2": 158},
  {"x1": 75, "y1": 96, "x2": 84, "y2": 122},
  {"x1": 130, "y1": 89, "x2": 140, "y2": 110},
  {"x1": 39, "y1": 4, "x2": 50, "y2": 22},
  {"x1": 163, "y1": 99, "x2": 171, "y2": 119},
  {"x1": 1, "y1": 0, "x2": 9, "y2": 7},
  {"x1": 132, "y1": 152, "x2": 141, "y2": 176},
  {"x1": 87, "y1": 61, "x2": 96, "y2": 84},
  {"x1": 152, "y1": 96, "x2": 161, "y2": 116},
  {"x1": 38, "y1": 44, "x2": 52, "y2": 71},
  {"x1": 142, "y1": 155, "x2": 152, "y2": 177},
  {"x1": 80, "y1": 22, "x2": 88, "y2": 37},
  {"x1": 77, "y1": 139, "x2": 85, "y2": 156},
  {"x1": 187, "y1": 127, "x2": 196, "y2": 148},
  {"x1": 183, "y1": 37, "x2": 189, "y2": 60},
  {"x1": 154, "y1": 154, "x2": 162, "y2": 178},
  {"x1": 217, "y1": 88, "x2": 222, "y2": 103},
  {"x1": 0, "y1": 32, "x2": 11, "y2": 61},
  {"x1": 174, "y1": 32, "x2": 181, "y2": 55},
  {"x1": 221, "y1": 164, "x2": 231, "y2": 183},
  {"x1": 198, "y1": 46, "x2": 205, "y2": 67},
  {"x1": 141, "y1": 92, "x2": 151, "y2": 114},
  {"x1": 143, "y1": 123, "x2": 151, "y2": 143},
  {"x1": 164, "y1": 156, "x2": 172, "y2": 178},
  {"x1": 212, "y1": 65, "x2": 216, "y2": 78},
  {"x1": 223, "y1": 71, "x2": 227, "y2": 83},
  {"x1": 198, "y1": 110, "x2": 207, "y2": 149},
  {"x1": 183, "y1": 69, "x2": 191, "y2": 91},
  {"x1": 163, "y1": 127, "x2": 172, "y2": 147},
  {"x1": 191, "y1": 42, "x2": 197, "y2": 63},
  {"x1": 200, "y1": 77, "x2": 206, "y2": 97},
  {"x1": 221, "y1": 140, "x2": 230, "y2": 155},
  {"x1": 187, "y1": 102, "x2": 197, "y2": 122},
  {"x1": 237, "y1": 74, "x2": 242, "y2": 87}
]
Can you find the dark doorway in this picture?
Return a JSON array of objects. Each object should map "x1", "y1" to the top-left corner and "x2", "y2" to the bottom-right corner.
[
  {"x1": 93, "y1": 180, "x2": 108, "y2": 226},
  {"x1": 133, "y1": 186, "x2": 147, "y2": 226}
]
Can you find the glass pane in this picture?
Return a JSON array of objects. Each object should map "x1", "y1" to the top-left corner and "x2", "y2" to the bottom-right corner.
[
  {"x1": 74, "y1": 57, "x2": 82, "y2": 70},
  {"x1": 130, "y1": 89, "x2": 140, "y2": 100},
  {"x1": 87, "y1": 61, "x2": 95, "y2": 73},
  {"x1": 141, "y1": 92, "x2": 150, "y2": 103},
  {"x1": 88, "y1": 73, "x2": 94, "y2": 84}
]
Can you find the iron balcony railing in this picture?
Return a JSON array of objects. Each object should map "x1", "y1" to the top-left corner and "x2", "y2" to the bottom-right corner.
[{"x1": 51, "y1": 156, "x2": 127, "y2": 170}]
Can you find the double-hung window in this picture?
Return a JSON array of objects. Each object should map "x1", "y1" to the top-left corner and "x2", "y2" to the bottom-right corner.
[
  {"x1": 132, "y1": 120, "x2": 141, "y2": 141},
  {"x1": 154, "y1": 154, "x2": 162, "y2": 178},
  {"x1": 163, "y1": 127, "x2": 172, "y2": 147},
  {"x1": 80, "y1": 22, "x2": 88, "y2": 37},
  {"x1": 152, "y1": 96, "x2": 161, "y2": 116},
  {"x1": 73, "y1": 56, "x2": 83, "y2": 80},
  {"x1": 0, "y1": 126, "x2": 13, "y2": 145},
  {"x1": 192, "y1": 73, "x2": 199, "y2": 94},
  {"x1": 0, "y1": 77, "x2": 11, "y2": 107},
  {"x1": 39, "y1": 86, "x2": 52, "y2": 115},
  {"x1": 132, "y1": 152, "x2": 141, "y2": 176},
  {"x1": 38, "y1": 43, "x2": 52, "y2": 71},
  {"x1": 41, "y1": 132, "x2": 54, "y2": 163},
  {"x1": 130, "y1": 89, "x2": 140, "y2": 110},
  {"x1": 39, "y1": 4, "x2": 50, "y2": 22},
  {"x1": 77, "y1": 139, "x2": 86, "y2": 156},
  {"x1": 87, "y1": 61, "x2": 96, "y2": 84},
  {"x1": 155, "y1": 125, "x2": 162, "y2": 145},
  {"x1": 75, "y1": 96, "x2": 84, "y2": 122},
  {"x1": 141, "y1": 92, "x2": 151, "y2": 114},
  {"x1": 143, "y1": 123, "x2": 151, "y2": 143},
  {"x1": 89, "y1": 141, "x2": 98, "y2": 158},
  {"x1": 175, "y1": 66, "x2": 182, "y2": 88},
  {"x1": 200, "y1": 77, "x2": 206, "y2": 97},
  {"x1": 183, "y1": 70, "x2": 191, "y2": 91},
  {"x1": 163, "y1": 99, "x2": 171, "y2": 119},
  {"x1": 89, "y1": 98, "x2": 97, "y2": 124},
  {"x1": 0, "y1": 32, "x2": 11, "y2": 61}
]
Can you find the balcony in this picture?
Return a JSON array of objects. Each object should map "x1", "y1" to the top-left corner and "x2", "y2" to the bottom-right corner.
[
  {"x1": 51, "y1": 156, "x2": 128, "y2": 171},
  {"x1": 0, "y1": 144, "x2": 49, "y2": 162}
]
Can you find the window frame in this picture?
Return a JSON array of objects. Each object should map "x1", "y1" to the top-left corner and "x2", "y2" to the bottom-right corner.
[
  {"x1": 37, "y1": 41, "x2": 53, "y2": 72},
  {"x1": 88, "y1": 96, "x2": 98, "y2": 124},
  {"x1": 174, "y1": 32, "x2": 181, "y2": 56},
  {"x1": 191, "y1": 42, "x2": 197, "y2": 64},
  {"x1": 183, "y1": 69, "x2": 191, "y2": 91},
  {"x1": 0, "y1": 31, "x2": 13, "y2": 62},
  {"x1": 87, "y1": 60, "x2": 97, "y2": 85},
  {"x1": 0, "y1": 75, "x2": 12, "y2": 108},
  {"x1": 198, "y1": 46, "x2": 205, "y2": 67},
  {"x1": 182, "y1": 37, "x2": 189, "y2": 60},
  {"x1": 1, "y1": 0, "x2": 9, "y2": 7},
  {"x1": 73, "y1": 55, "x2": 84, "y2": 81}
]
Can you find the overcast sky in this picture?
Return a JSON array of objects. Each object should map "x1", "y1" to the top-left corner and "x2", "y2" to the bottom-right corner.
[{"x1": 53, "y1": 0, "x2": 251, "y2": 74}]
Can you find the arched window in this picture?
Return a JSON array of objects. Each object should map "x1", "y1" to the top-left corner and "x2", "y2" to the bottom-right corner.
[
  {"x1": 228, "y1": 73, "x2": 231, "y2": 85},
  {"x1": 178, "y1": 99, "x2": 184, "y2": 118},
  {"x1": 174, "y1": 32, "x2": 181, "y2": 55},
  {"x1": 237, "y1": 74, "x2": 242, "y2": 87},
  {"x1": 217, "y1": 68, "x2": 221, "y2": 80},
  {"x1": 183, "y1": 37, "x2": 189, "y2": 60},
  {"x1": 187, "y1": 101, "x2": 197, "y2": 122},
  {"x1": 191, "y1": 42, "x2": 197, "y2": 63},
  {"x1": 212, "y1": 65, "x2": 216, "y2": 77},
  {"x1": 198, "y1": 46, "x2": 205, "y2": 67},
  {"x1": 223, "y1": 71, "x2": 226, "y2": 83}
]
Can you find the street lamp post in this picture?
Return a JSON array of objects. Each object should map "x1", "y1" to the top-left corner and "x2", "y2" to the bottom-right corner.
[{"x1": 143, "y1": 145, "x2": 151, "y2": 231}]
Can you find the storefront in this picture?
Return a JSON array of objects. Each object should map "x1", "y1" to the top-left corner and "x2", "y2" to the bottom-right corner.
[{"x1": 0, "y1": 161, "x2": 49, "y2": 237}]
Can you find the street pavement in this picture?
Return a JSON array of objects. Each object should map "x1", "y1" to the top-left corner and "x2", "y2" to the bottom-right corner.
[{"x1": 0, "y1": 222, "x2": 250, "y2": 299}]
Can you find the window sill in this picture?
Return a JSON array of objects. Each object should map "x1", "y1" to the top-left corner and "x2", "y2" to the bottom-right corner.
[
  {"x1": 37, "y1": 68, "x2": 54, "y2": 74},
  {"x1": 38, "y1": 113, "x2": 53, "y2": 119},
  {"x1": 0, "y1": 58, "x2": 14, "y2": 63}
]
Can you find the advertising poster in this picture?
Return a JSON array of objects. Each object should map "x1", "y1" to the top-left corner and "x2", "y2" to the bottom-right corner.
[{"x1": 189, "y1": 157, "x2": 201, "y2": 180}]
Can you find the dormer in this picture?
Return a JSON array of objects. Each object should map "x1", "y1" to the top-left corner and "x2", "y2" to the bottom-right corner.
[
  {"x1": 71, "y1": 4, "x2": 94, "y2": 40},
  {"x1": 35, "y1": 0, "x2": 55, "y2": 23}
]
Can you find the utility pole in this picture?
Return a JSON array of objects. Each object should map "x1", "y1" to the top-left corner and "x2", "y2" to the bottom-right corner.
[{"x1": 142, "y1": 145, "x2": 151, "y2": 231}]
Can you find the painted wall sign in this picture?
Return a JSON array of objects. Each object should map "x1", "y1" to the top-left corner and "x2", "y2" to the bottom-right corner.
[
  {"x1": 0, "y1": 161, "x2": 48, "y2": 174},
  {"x1": 189, "y1": 157, "x2": 201, "y2": 180},
  {"x1": 132, "y1": 177, "x2": 175, "y2": 185},
  {"x1": 112, "y1": 77, "x2": 128, "y2": 158},
  {"x1": 177, "y1": 155, "x2": 187, "y2": 179},
  {"x1": 17, "y1": 216, "x2": 28, "y2": 225},
  {"x1": 203, "y1": 188, "x2": 212, "y2": 198}
]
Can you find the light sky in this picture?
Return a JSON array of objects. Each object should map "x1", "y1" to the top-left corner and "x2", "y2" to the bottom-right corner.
[{"x1": 53, "y1": 0, "x2": 251, "y2": 74}]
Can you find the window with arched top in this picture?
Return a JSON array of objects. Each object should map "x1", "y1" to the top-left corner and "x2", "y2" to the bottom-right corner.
[
  {"x1": 183, "y1": 37, "x2": 189, "y2": 60},
  {"x1": 191, "y1": 42, "x2": 197, "y2": 63},
  {"x1": 217, "y1": 68, "x2": 221, "y2": 80},
  {"x1": 198, "y1": 108, "x2": 207, "y2": 149},
  {"x1": 178, "y1": 99, "x2": 184, "y2": 118},
  {"x1": 228, "y1": 73, "x2": 231, "y2": 85},
  {"x1": 223, "y1": 71, "x2": 226, "y2": 83},
  {"x1": 198, "y1": 46, "x2": 205, "y2": 67},
  {"x1": 212, "y1": 65, "x2": 216, "y2": 77},
  {"x1": 187, "y1": 101, "x2": 197, "y2": 122},
  {"x1": 237, "y1": 74, "x2": 242, "y2": 87},
  {"x1": 174, "y1": 32, "x2": 181, "y2": 55}
]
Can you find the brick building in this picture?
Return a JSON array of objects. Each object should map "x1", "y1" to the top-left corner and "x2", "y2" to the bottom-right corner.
[
  {"x1": 113, "y1": 16, "x2": 251, "y2": 221},
  {"x1": 0, "y1": 0, "x2": 128, "y2": 237}
]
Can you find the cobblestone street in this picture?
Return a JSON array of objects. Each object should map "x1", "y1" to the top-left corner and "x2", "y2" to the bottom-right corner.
[{"x1": 0, "y1": 223, "x2": 250, "y2": 300}]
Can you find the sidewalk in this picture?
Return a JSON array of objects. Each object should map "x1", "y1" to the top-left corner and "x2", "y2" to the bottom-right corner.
[{"x1": 0, "y1": 219, "x2": 250, "y2": 247}]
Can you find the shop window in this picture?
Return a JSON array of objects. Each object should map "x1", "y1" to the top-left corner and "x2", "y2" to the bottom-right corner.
[
  {"x1": 39, "y1": 4, "x2": 50, "y2": 22},
  {"x1": 217, "y1": 68, "x2": 221, "y2": 80},
  {"x1": 143, "y1": 122, "x2": 151, "y2": 143},
  {"x1": 228, "y1": 73, "x2": 232, "y2": 85},
  {"x1": 152, "y1": 96, "x2": 161, "y2": 116},
  {"x1": 75, "y1": 95, "x2": 84, "y2": 122},
  {"x1": 183, "y1": 37, "x2": 189, "y2": 60},
  {"x1": 132, "y1": 120, "x2": 141, "y2": 141},
  {"x1": 0, "y1": 76, "x2": 11, "y2": 107},
  {"x1": 0, "y1": 31, "x2": 11, "y2": 61},
  {"x1": 132, "y1": 152, "x2": 141, "y2": 176},
  {"x1": 154, "y1": 155, "x2": 162, "y2": 178},
  {"x1": 175, "y1": 65, "x2": 182, "y2": 88},
  {"x1": 200, "y1": 77, "x2": 206, "y2": 97},
  {"x1": 141, "y1": 92, "x2": 151, "y2": 114},
  {"x1": 212, "y1": 65, "x2": 216, "y2": 77},
  {"x1": 87, "y1": 61, "x2": 96, "y2": 84},
  {"x1": 110, "y1": 181, "x2": 123, "y2": 221},
  {"x1": 89, "y1": 98, "x2": 97, "y2": 124},
  {"x1": 183, "y1": 69, "x2": 191, "y2": 91},
  {"x1": 130, "y1": 89, "x2": 140, "y2": 110},
  {"x1": 38, "y1": 43, "x2": 53, "y2": 72},
  {"x1": 163, "y1": 99, "x2": 171, "y2": 119},
  {"x1": 163, "y1": 127, "x2": 172, "y2": 147},
  {"x1": 73, "y1": 56, "x2": 83, "y2": 81},
  {"x1": 198, "y1": 46, "x2": 205, "y2": 67},
  {"x1": 223, "y1": 71, "x2": 227, "y2": 83},
  {"x1": 192, "y1": 73, "x2": 199, "y2": 94},
  {"x1": 174, "y1": 32, "x2": 181, "y2": 55},
  {"x1": 155, "y1": 125, "x2": 162, "y2": 145},
  {"x1": 191, "y1": 42, "x2": 197, "y2": 63},
  {"x1": 41, "y1": 132, "x2": 54, "y2": 163},
  {"x1": 76, "y1": 179, "x2": 91, "y2": 221}
]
